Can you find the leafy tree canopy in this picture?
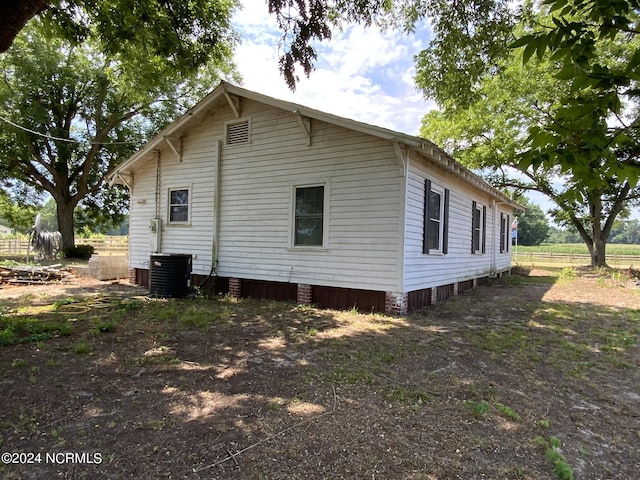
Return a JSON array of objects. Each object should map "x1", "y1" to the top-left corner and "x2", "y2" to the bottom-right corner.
[
  {"x1": 0, "y1": 0, "x2": 239, "y2": 78},
  {"x1": 266, "y1": 0, "x2": 515, "y2": 90},
  {"x1": 420, "y1": 7, "x2": 640, "y2": 266},
  {"x1": 0, "y1": 18, "x2": 237, "y2": 248},
  {"x1": 513, "y1": 198, "x2": 549, "y2": 246},
  {"x1": 0, "y1": 190, "x2": 38, "y2": 234}
]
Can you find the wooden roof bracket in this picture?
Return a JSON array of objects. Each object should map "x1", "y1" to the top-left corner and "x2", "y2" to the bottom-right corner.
[
  {"x1": 224, "y1": 92, "x2": 241, "y2": 118},
  {"x1": 293, "y1": 111, "x2": 312, "y2": 145},
  {"x1": 163, "y1": 136, "x2": 182, "y2": 162},
  {"x1": 393, "y1": 140, "x2": 408, "y2": 175},
  {"x1": 116, "y1": 172, "x2": 133, "y2": 189}
]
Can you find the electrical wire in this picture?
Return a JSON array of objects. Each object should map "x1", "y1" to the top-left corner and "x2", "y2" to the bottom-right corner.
[{"x1": 0, "y1": 114, "x2": 140, "y2": 146}]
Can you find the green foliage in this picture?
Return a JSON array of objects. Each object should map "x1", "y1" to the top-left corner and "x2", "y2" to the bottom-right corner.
[
  {"x1": 559, "y1": 267, "x2": 577, "y2": 279},
  {"x1": 0, "y1": 316, "x2": 71, "y2": 347},
  {"x1": 512, "y1": 0, "x2": 640, "y2": 186},
  {"x1": 41, "y1": 0, "x2": 239, "y2": 87},
  {"x1": 63, "y1": 244, "x2": 95, "y2": 260},
  {"x1": 0, "y1": 191, "x2": 38, "y2": 234},
  {"x1": 495, "y1": 403, "x2": 521, "y2": 421},
  {"x1": 72, "y1": 340, "x2": 89, "y2": 354},
  {"x1": 0, "y1": 329, "x2": 17, "y2": 346},
  {"x1": 465, "y1": 399, "x2": 490, "y2": 416},
  {"x1": 514, "y1": 199, "x2": 549, "y2": 246},
  {"x1": 266, "y1": 0, "x2": 516, "y2": 91},
  {"x1": 609, "y1": 219, "x2": 640, "y2": 244},
  {"x1": 517, "y1": 243, "x2": 640, "y2": 256},
  {"x1": 420, "y1": 5, "x2": 640, "y2": 267},
  {"x1": 0, "y1": 15, "x2": 236, "y2": 248},
  {"x1": 534, "y1": 435, "x2": 575, "y2": 480}
]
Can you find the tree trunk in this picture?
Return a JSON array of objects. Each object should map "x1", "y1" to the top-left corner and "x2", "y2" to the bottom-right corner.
[
  {"x1": 589, "y1": 196, "x2": 608, "y2": 268},
  {"x1": 56, "y1": 200, "x2": 76, "y2": 251},
  {"x1": 589, "y1": 237, "x2": 608, "y2": 268},
  {"x1": 0, "y1": 0, "x2": 50, "y2": 52}
]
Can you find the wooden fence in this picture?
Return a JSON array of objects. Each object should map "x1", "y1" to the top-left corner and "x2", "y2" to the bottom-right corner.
[
  {"x1": 513, "y1": 251, "x2": 640, "y2": 267},
  {"x1": 2, "y1": 237, "x2": 639, "y2": 266},
  {"x1": 0, "y1": 236, "x2": 128, "y2": 256}
]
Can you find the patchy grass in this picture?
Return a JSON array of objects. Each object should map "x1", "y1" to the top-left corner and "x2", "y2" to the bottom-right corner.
[{"x1": 0, "y1": 269, "x2": 638, "y2": 479}]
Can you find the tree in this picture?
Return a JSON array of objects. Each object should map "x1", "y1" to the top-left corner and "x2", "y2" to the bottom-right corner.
[
  {"x1": 546, "y1": 226, "x2": 581, "y2": 244},
  {"x1": 609, "y1": 219, "x2": 640, "y2": 244},
  {"x1": 0, "y1": 190, "x2": 38, "y2": 234},
  {"x1": 419, "y1": 30, "x2": 640, "y2": 266},
  {"x1": 0, "y1": 20, "x2": 236, "y2": 250},
  {"x1": 0, "y1": 0, "x2": 239, "y2": 64},
  {"x1": 265, "y1": 0, "x2": 515, "y2": 89},
  {"x1": 511, "y1": 0, "x2": 640, "y2": 185},
  {"x1": 0, "y1": 0, "x2": 48, "y2": 53},
  {"x1": 513, "y1": 199, "x2": 549, "y2": 246}
]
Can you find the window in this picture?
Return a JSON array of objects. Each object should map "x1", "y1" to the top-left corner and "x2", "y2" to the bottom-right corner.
[
  {"x1": 226, "y1": 119, "x2": 250, "y2": 145},
  {"x1": 423, "y1": 179, "x2": 449, "y2": 254},
  {"x1": 471, "y1": 201, "x2": 486, "y2": 254},
  {"x1": 294, "y1": 185, "x2": 325, "y2": 246},
  {"x1": 428, "y1": 189, "x2": 442, "y2": 251},
  {"x1": 500, "y1": 213, "x2": 511, "y2": 253},
  {"x1": 169, "y1": 188, "x2": 189, "y2": 223}
]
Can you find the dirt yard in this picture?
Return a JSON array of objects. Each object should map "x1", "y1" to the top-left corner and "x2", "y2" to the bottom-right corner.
[{"x1": 0, "y1": 268, "x2": 638, "y2": 479}]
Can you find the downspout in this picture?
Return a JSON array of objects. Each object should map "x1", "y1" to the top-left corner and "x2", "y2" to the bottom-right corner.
[
  {"x1": 212, "y1": 140, "x2": 221, "y2": 269},
  {"x1": 154, "y1": 150, "x2": 161, "y2": 221},
  {"x1": 492, "y1": 200, "x2": 497, "y2": 275},
  {"x1": 154, "y1": 150, "x2": 162, "y2": 253},
  {"x1": 199, "y1": 140, "x2": 222, "y2": 293}
]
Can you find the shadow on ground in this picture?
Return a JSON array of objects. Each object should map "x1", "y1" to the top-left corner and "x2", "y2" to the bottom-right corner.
[{"x1": 1, "y1": 270, "x2": 639, "y2": 479}]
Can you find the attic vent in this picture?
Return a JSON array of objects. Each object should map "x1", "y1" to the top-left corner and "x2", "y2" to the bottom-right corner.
[{"x1": 226, "y1": 120, "x2": 249, "y2": 145}]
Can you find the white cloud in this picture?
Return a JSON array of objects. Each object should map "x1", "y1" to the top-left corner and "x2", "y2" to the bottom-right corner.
[{"x1": 232, "y1": 0, "x2": 435, "y2": 135}]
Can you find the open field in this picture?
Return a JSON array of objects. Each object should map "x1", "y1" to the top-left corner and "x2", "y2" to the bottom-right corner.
[
  {"x1": 0, "y1": 269, "x2": 639, "y2": 479},
  {"x1": 513, "y1": 244, "x2": 640, "y2": 268},
  {"x1": 3, "y1": 237, "x2": 638, "y2": 267},
  {"x1": 516, "y1": 244, "x2": 640, "y2": 256}
]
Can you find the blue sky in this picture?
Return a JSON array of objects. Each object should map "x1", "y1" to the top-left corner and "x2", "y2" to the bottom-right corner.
[
  {"x1": 232, "y1": 1, "x2": 434, "y2": 135},
  {"x1": 232, "y1": 2, "x2": 638, "y2": 223}
]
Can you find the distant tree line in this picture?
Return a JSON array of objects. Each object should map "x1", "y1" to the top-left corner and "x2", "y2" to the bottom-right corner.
[
  {"x1": 0, "y1": 193, "x2": 128, "y2": 236},
  {"x1": 514, "y1": 198, "x2": 640, "y2": 246},
  {"x1": 546, "y1": 220, "x2": 640, "y2": 245}
]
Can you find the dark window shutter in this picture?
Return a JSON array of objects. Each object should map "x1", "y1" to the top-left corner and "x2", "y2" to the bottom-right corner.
[
  {"x1": 442, "y1": 189, "x2": 449, "y2": 254},
  {"x1": 481, "y1": 206, "x2": 487, "y2": 254},
  {"x1": 423, "y1": 179, "x2": 431, "y2": 254},
  {"x1": 506, "y1": 214, "x2": 510, "y2": 252},
  {"x1": 500, "y1": 213, "x2": 505, "y2": 253},
  {"x1": 471, "y1": 201, "x2": 477, "y2": 254}
]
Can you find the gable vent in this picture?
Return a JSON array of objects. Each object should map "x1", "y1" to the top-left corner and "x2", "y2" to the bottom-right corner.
[{"x1": 226, "y1": 120, "x2": 249, "y2": 145}]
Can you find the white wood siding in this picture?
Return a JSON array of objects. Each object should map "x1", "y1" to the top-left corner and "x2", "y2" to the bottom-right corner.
[
  {"x1": 127, "y1": 95, "x2": 513, "y2": 294},
  {"x1": 128, "y1": 160, "x2": 156, "y2": 270},
  {"x1": 214, "y1": 100, "x2": 405, "y2": 291},
  {"x1": 127, "y1": 122, "x2": 217, "y2": 275},
  {"x1": 403, "y1": 154, "x2": 513, "y2": 292}
]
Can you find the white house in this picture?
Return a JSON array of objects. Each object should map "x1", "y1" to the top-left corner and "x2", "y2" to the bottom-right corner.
[{"x1": 108, "y1": 82, "x2": 521, "y2": 314}]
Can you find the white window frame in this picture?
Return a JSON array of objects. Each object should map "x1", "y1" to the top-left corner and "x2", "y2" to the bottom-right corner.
[
  {"x1": 290, "y1": 181, "x2": 329, "y2": 250},
  {"x1": 427, "y1": 183, "x2": 445, "y2": 254},
  {"x1": 167, "y1": 186, "x2": 191, "y2": 225},
  {"x1": 500, "y1": 212, "x2": 511, "y2": 253},
  {"x1": 472, "y1": 202, "x2": 485, "y2": 254}
]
